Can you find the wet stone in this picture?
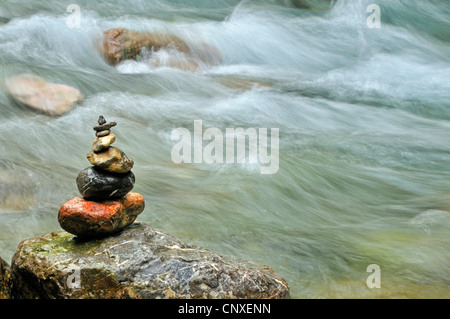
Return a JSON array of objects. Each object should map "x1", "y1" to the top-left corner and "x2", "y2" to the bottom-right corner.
[
  {"x1": 58, "y1": 192, "x2": 145, "y2": 238},
  {"x1": 76, "y1": 166, "x2": 134, "y2": 200}
]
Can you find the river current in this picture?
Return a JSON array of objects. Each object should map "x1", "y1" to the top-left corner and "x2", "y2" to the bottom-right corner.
[{"x1": 0, "y1": 0, "x2": 449, "y2": 298}]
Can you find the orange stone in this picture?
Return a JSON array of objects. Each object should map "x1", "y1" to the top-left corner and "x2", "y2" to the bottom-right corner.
[{"x1": 58, "y1": 192, "x2": 145, "y2": 238}]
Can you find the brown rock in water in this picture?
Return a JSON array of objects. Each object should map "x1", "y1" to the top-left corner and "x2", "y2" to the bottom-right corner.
[
  {"x1": 58, "y1": 192, "x2": 145, "y2": 238},
  {"x1": 101, "y1": 28, "x2": 222, "y2": 71},
  {"x1": 4, "y1": 73, "x2": 83, "y2": 116},
  {"x1": 148, "y1": 55, "x2": 200, "y2": 72},
  {"x1": 11, "y1": 222, "x2": 289, "y2": 299},
  {"x1": 87, "y1": 146, "x2": 134, "y2": 173},
  {"x1": 102, "y1": 28, "x2": 191, "y2": 66},
  {"x1": 0, "y1": 257, "x2": 13, "y2": 299}
]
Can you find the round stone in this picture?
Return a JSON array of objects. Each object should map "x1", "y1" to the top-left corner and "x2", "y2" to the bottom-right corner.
[
  {"x1": 76, "y1": 166, "x2": 135, "y2": 200},
  {"x1": 4, "y1": 73, "x2": 84, "y2": 116},
  {"x1": 58, "y1": 192, "x2": 145, "y2": 238}
]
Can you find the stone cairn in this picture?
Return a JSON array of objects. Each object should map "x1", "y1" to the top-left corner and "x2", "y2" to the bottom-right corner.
[{"x1": 58, "y1": 116, "x2": 145, "y2": 238}]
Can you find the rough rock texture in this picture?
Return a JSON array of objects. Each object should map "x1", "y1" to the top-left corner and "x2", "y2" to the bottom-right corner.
[
  {"x1": 58, "y1": 192, "x2": 144, "y2": 238},
  {"x1": 87, "y1": 146, "x2": 134, "y2": 173},
  {"x1": 4, "y1": 73, "x2": 84, "y2": 116},
  {"x1": 0, "y1": 256, "x2": 13, "y2": 299},
  {"x1": 11, "y1": 222, "x2": 289, "y2": 299},
  {"x1": 76, "y1": 166, "x2": 134, "y2": 200}
]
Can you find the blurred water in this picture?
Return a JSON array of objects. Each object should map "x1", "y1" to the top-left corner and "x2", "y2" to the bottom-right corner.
[{"x1": 0, "y1": 0, "x2": 449, "y2": 298}]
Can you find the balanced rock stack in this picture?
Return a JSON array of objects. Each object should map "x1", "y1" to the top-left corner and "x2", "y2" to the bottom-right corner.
[{"x1": 58, "y1": 116, "x2": 145, "y2": 238}]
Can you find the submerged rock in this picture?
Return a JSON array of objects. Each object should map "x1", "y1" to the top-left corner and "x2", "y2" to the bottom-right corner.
[
  {"x1": 287, "y1": 0, "x2": 332, "y2": 10},
  {"x1": 58, "y1": 192, "x2": 144, "y2": 238},
  {"x1": 0, "y1": 17, "x2": 9, "y2": 25},
  {"x1": 0, "y1": 172, "x2": 36, "y2": 210},
  {"x1": 103, "y1": 28, "x2": 190, "y2": 66},
  {"x1": 4, "y1": 73, "x2": 84, "y2": 116},
  {"x1": 11, "y1": 222, "x2": 289, "y2": 299},
  {"x1": 101, "y1": 28, "x2": 221, "y2": 71},
  {"x1": 0, "y1": 257, "x2": 12, "y2": 299}
]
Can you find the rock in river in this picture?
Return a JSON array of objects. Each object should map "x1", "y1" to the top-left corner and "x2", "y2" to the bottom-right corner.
[
  {"x1": 101, "y1": 28, "x2": 222, "y2": 71},
  {"x1": 4, "y1": 73, "x2": 84, "y2": 116},
  {"x1": 11, "y1": 222, "x2": 289, "y2": 299},
  {"x1": 102, "y1": 28, "x2": 191, "y2": 66}
]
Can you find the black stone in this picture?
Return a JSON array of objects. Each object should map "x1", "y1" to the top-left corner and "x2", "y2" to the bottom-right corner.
[
  {"x1": 98, "y1": 115, "x2": 106, "y2": 125},
  {"x1": 76, "y1": 166, "x2": 135, "y2": 200}
]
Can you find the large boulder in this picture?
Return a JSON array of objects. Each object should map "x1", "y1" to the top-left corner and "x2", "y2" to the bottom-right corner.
[
  {"x1": 11, "y1": 222, "x2": 289, "y2": 299},
  {"x1": 0, "y1": 257, "x2": 13, "y2": 299},
  {"x1": 102, "y1": 28, "x2": 190, "y2": 65},
  {"x1": 4, "y1": 73, "x2": 84, "y2": 116},
  {"x1": 101, "y1": 28, "x2": 221, "y2": 71}
]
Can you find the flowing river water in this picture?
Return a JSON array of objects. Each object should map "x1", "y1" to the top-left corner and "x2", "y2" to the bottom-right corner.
[{"x1": 0, "y1": 0, "x2": 449, "y2": 298}]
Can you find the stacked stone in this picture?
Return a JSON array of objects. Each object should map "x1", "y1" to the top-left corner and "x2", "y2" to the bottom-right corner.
[
  {"x1": 58, "y1": 116, "x2": 145, "y2": 238},
  {"x1": 79, "y1": 116, "x2": 134, "y2": 199}
]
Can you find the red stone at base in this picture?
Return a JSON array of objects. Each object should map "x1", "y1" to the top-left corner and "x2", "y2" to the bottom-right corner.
[{"x1": 58, "y1": 192, "x2": 145, "y2": 238}]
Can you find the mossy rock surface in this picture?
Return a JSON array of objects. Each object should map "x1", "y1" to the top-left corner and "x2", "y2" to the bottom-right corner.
[
  {"x1": 0, "y1": 257, "x2": 13, "y2": 299},
  {"x1": 11, "y1": 222, "x2": 289, "y2": 299}
]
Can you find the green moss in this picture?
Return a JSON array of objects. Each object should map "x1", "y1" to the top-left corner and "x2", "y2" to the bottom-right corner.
[{"x1": 26, "y1": 231, "x2": 103, "y2": 256}]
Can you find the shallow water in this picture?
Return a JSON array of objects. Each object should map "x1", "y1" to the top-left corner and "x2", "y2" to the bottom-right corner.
[{"x1": 0, "y1": 0, "x2": 449, "y2": 298}]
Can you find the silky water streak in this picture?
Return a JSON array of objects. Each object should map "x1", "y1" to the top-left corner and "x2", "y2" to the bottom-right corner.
[{"x1": 171, "y1": 120, "x2": 279, "y2": 174}]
